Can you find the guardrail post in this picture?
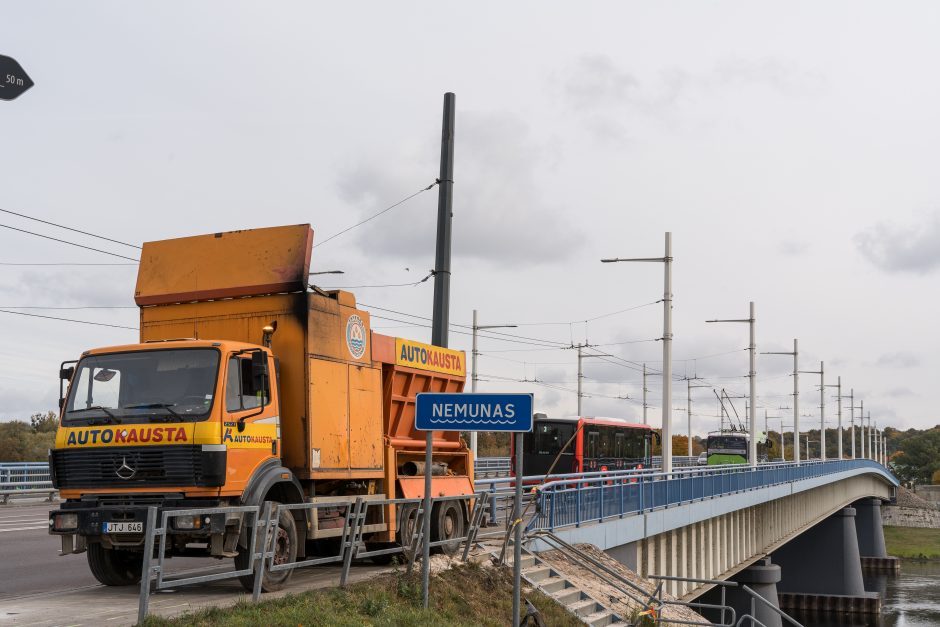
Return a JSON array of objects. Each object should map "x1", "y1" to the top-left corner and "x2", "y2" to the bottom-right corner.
[
  {"x1": 137, "y1": 506, "x2": 158, "y2": 624},
  {"x1": 576, "y1": 487, "x2": 582, "y2": 527},
  {"x1": 252, "y1": 502, "x2": 274, "y2": 603}
]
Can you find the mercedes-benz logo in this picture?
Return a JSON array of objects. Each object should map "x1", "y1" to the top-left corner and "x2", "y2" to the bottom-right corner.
[{"x1": 115, "y1": 456, "x2": 136, "y2": 480}]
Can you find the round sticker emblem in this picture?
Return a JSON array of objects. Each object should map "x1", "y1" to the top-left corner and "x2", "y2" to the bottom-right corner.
[{"x1": 346, "y1": 314, "x2": 366, "y2": 359}]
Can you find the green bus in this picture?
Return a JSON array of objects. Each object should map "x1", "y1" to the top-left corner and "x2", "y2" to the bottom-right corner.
[{"x1": 706, "y1": 432, "x2": 774, "y2": 465}]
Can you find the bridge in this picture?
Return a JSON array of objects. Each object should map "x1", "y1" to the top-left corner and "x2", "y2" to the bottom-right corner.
[
  {"x1": 508, "y1": 457, "x2": 898, "y2": 625},
  {"x1": 0, "y1": 457, "x2": 897, "y2": 626}
]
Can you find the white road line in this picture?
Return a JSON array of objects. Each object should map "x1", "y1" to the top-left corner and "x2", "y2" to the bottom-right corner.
[
  {"x1": 0, "y1": 514, "x2": 49, "y2": 521},
  {"x1": 0, "y1": 525, "x2": 47, "y2": 532}
]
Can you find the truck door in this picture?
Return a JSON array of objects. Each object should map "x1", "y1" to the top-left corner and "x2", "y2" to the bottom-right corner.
[{"x1": 223, "y1": 352, "x2": 279, "y2": 492}]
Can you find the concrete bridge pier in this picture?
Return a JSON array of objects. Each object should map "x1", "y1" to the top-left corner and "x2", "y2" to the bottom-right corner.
[
  {"x1": 853, "y1": 497, "x2": 899, "y2": 572},
  {"x1": 696, "y1": 558, "x2": 783, "y2": 627},
  {"x1": 772, "y1": 507, "x2": 880, "y2": 614}
]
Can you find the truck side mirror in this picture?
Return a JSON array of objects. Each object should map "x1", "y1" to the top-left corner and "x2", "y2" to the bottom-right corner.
[
  {"x1": 251, "y1": 351, "x2": 267, "y2": 381},
  {"x1": 60, "y1": 366, "x2": 74, "y2": 380}
]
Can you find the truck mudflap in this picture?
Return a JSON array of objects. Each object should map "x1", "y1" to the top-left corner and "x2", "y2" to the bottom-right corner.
[{"x1": 396, "y1": 475, "x2": 474, "y2": 500}]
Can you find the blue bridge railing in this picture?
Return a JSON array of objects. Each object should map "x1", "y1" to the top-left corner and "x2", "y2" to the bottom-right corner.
[
  {"x1": 529, "y1": 459, "x2": 895, "y2": 532},
  {"x1": 0, "y1": 462, "x2": 55, "y2": 503}
]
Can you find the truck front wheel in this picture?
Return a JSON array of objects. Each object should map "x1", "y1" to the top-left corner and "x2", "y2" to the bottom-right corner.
[
  {"x1": 237, "y1": 507, "x2": 297, "y2": 593},
  {"x1": 86, "y1": 543, "x2": 143, "y2": 586}
]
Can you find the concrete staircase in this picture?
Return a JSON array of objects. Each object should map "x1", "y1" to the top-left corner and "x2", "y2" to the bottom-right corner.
[{"x1": 514, "y1": 551, "x2": 630, "y2": 626}]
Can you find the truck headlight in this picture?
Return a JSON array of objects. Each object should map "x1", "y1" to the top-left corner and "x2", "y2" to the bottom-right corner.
[
  {"x1": 172, "y1": 515, "x2": 205, "y2": 530},
  {"x1": 53, "y1": 513, "x2": 78, "y2": 531}
]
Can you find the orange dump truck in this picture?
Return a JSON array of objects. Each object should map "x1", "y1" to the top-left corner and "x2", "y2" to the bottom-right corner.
[{"x1": 48, "y1": 224, "x2": 472, "y2": 590}]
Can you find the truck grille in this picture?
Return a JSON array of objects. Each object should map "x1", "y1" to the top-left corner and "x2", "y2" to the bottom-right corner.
[{"x1": 52, "y1": 446, "x2": 207, "y2": 489}]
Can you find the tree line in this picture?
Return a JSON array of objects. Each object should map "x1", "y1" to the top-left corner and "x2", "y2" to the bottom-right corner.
[{"x1": 0, "y1": 411, "x2": 58, "y2": 462}]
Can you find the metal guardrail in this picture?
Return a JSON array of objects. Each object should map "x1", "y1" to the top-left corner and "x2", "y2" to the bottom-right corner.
[
  {"x1": 530, "y1": 458, "x2": 893, "y2": 532},
  {"x1": 137, "y1": 492, "x2": 496, "y2": 623},
  {"x1": 0, "y1": 462, "x2": 55, "y2": 503}
]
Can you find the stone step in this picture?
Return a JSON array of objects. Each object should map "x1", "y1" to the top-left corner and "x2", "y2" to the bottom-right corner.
[
  {"x1": 522, "y1": 565, "x2": 554, "y2": 582},
  {"x1": 584, "y1": 610, "x2": 619, "y2": 627},
  {"x1": 569, "y1": 598, "x2": 602, "y2": 617},
  {"x1": 553, "y1": 587, "x2": 584, "y2": 605},
  {"x1": 540, "y1": 575, "x2": 570, "y2": 594},
  {"x1": 519, "y1": 554, "x2": 536, "y2": 569}
]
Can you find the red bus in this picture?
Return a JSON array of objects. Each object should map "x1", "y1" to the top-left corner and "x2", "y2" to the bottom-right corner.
[{"x1": 514, "y1": 415, "x2": 657, "y2": 477}]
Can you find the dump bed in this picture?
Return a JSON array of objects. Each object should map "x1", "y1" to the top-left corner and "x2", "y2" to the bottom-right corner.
[{"x1": 134, "y1": 225, "x2": 469, "y2": 493}]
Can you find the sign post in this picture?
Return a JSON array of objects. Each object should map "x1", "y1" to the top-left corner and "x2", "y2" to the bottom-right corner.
[
  {"x1": 415, "y1": 392, "x2": 533, "y2": 627},
  {"x1": 0, "y1": 55, "x2": 34, "y2": 101}
]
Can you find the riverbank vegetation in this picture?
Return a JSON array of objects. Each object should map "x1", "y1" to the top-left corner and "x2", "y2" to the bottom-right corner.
[{"x1": 884, "y1": 525, "x2": 940, "y2": 560}]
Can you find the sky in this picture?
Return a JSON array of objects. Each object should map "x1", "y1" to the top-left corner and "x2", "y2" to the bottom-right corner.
[{"x1": 1, "y1": 1, "x2": 939, "y2": 439}]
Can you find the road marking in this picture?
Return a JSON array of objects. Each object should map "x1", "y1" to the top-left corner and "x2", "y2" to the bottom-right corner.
[
  {"x1": 0, "y1": 514, "x2": 48, "y2": 522},
  {"x1": 0, "y1": 525, "x2": 47, "y2": 532}
]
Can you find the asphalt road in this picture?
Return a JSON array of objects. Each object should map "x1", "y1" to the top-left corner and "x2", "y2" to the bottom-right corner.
[{"x1": 0, "y1": 501, "x2": 100, "y2": 600}]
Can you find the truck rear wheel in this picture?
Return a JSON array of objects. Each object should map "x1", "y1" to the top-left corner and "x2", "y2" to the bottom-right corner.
[
  {"x1": 431, "y1": 501, "x2": 466, "y2": 556},
  {"x1": 237, "y1": 507, "x2": 297, "y2": 593},
  {"x1": 86, "y1": 543, "x2": 143, "y2": 586}
]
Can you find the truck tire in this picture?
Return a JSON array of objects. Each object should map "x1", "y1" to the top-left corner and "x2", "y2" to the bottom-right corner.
[
  {"x1": 86, "y1": 543, "x2": 143, "y2": 586},
  {"x1": 431, "y1": 501, "x2": 466, "y2": 556},
  {"x1": 396, "y1": 503, "x2": 421, "y2": 562},
  {"x1": 237, "y1": 506, "x2": 297, "y2": 593}
]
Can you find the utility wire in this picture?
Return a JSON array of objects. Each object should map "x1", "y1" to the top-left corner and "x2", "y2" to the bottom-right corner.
[
  {"x1": 313, "y1": 181, "x2": 438, "y2": 249},
  {"x1": 0, "y1": 309, "x2": 138, "y2": 330},
  {"x1": 0, "y1": 223, "x2": 140, "y2": 262},
  {"x1": 510, "y1": 299, "x2": 662, "y2": 326},
  {"x1": 0, "y1": 262, "x2": 137, "y2": 266},
  {"x1": 317, "y1": 270, "x2": 435, "y2": 290},
  {"x1": 0, "y1": 306, "x2": 136, "y2": 310},
  {"x1": 0, "y1": 208, "x2": 142, "y2": 250}
]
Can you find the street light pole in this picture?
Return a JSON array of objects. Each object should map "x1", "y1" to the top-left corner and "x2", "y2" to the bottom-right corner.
[
  {"x1": 469, "y1": 310, "x2": 518, "y2": 459},
  {"x1": 762, "y1": 340, "x2": 800, "y2": 465},
  {"x1": 859, "y1": 400, "x2": 866, "y2": 458},
  {"x1": 602, "y1": 232, "x2": 674, "y2": 472},
  {"x1": 825, "y1": 376, "x2": 843, "y2": 459},
  {"x1": 707, "y1": 302, "x2": 757, "y2": 467},
  {"x1": 799, "y1": 362, "x2": 825, "y2": 461}
]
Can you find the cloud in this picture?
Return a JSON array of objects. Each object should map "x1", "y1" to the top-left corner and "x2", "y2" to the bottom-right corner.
[
  {"x1": 335, "y1": 111, "x2": 584, "y2": 265},
  {"x1": 558, "y1": 55, "x2": 824, "y2": 142},
  {"x1": 855, "y1": 211, "x2": 940, "y2": 274},
  {"x1": 777, "y1": 239, "x2": 810, "y2": 256},
  {"x1": 876, "y1": 351, "x2": 920, "y2": 368},
  {"x1": 885, "y1": 387, "x2": 916, "y2": 398}
]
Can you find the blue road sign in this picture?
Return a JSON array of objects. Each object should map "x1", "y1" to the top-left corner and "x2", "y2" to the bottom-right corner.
[{"x1": 415, "y1": 393, "x2": 533, "y2": 432}]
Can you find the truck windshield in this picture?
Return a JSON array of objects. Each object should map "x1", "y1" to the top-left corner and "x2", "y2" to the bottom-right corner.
[{"x1": 64, "y1": 348, "x2": 220, "y2": 424}]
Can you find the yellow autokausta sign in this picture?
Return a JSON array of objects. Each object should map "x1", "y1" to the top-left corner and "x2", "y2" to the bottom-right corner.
[
  {"x1": 395, "y1": 338, "x2": 466, "y2": 376},
  {"x1": 56, "y1": 422, "x2": 217, "y2": 448}
]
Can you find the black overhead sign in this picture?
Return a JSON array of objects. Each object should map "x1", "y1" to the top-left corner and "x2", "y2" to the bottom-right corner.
[{"x1": 0, "y1": 55, "x2": 33, "y2": 101}]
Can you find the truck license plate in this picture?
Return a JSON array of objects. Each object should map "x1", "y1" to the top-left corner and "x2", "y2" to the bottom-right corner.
[{"x1": 103, "y1": 521, "x2": 143, "y2": 534}]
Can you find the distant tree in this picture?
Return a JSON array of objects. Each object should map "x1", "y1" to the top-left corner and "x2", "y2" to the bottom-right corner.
[
  {"x1": 0, "y1": 411, "x2": 59, "y2": 462},
  {"x1": 893, "y1": 429, "x2": 940, "y2": 485}
]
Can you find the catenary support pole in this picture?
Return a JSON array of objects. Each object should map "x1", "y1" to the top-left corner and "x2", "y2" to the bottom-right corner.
[
  {"x1": 850, "y1": 389, "x2": 856, "y2": 459},
  {"x1": 819, "y1": 362, "x2": 826, "y2": 462},
  {"x1": 426, "y1": 91, "x2": 455, "y2": 609},
  {"x1": 471, "y1": 309, "x2": 478, "y2": 458},
  {"x1": 642, "y1": 363, "x2": 648, "y2": 425},
  {"x1": 663, "y1": 233, "x2": 673, "y2": 473},
  {"x1": 860, "y1": 400, "x2": 865, "y2": 459},
  {"x1": 793, "y1": 340, "x2": 799, "y2": 465},
  {"x1": 577, "y1": 345, "x2": 583, "y2": 416},
  {"x1": 836, "y1": 377, "x2": 842, "y2": 458},
  {"x1": 748, "y1": 302, "x2": 757, "y2": 467}
]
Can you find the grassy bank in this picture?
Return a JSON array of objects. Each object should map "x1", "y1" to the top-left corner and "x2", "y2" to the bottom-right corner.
[
  {"x1": 141, "y1": 561, "x2": 581, "y2": 627},
  {"x1": 884, "y1": 525, "x2": 940, "y2": 559}
]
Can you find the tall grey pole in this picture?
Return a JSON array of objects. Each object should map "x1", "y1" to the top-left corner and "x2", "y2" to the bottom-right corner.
[
  {"x1": 836, "y1": 377, "x2": 842, "y2": 459},
  {"x1": 577, "y1": 345, "x2": 583, "y2": 416},
  {"x1": 471, "y1": 309, "x2": 478, "y2": 458},
  {"x1": 867, "y1": 413, "x2": 874, "y2": 460},
  {"x1": 663, "y1": 233, "x2": 674, "y2": 473},
  {"x1": 425, "y1": 92, "x2": 455, "y2": 609},
  {"x1": 793, "y1": 340, "x2": 799, "y2": 465},
  {"x1": 849, "y1": 389, "x2": 856, "y2": 459},
  {"x1": 819, "y1": 362, "x2": 826, "y2": 462},
  {"x1": 687, "y1": 380, "x2": 692, "y2": 456},
  {"x1": 748, "y1": 302, "x2": 756, "y2": 468},
  {"x1": 859, "y1": 400, "x2": 865, "y2": 459},
  {"x1": 600, "y1": 232, "x2": 673, "y2": 471},
  {"x1": 642, "y1": 364, "x2": 648, "y2": 425}
]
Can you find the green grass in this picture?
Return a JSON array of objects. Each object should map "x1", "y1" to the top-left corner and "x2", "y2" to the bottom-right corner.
[
  {"x1": 140, "y1": 561, "x2": 581, "y2": 627},
  {"x1": 884, "y1": 525, "x2": 940, "y2": 559}
]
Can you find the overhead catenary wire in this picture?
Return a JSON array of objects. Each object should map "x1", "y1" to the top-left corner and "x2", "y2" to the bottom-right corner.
[
  {"x1": 0, "y1": 262, "x2": 137, "y2": 266},
  {"x1": 0, "y1": 208, "x2": 142, "y2": 250},
  {"x1": 0, "y1": 223, "x2": 140, "y2": 262},
  {"x1": 316, "y1": 270, "x2": 435, "y2": 290},
  {"x1": 0, "y1": 308, "x2": 138, "y2": 330},
  {"x1": 313, "y1": 180, "x2": 439, "y2": 249}
]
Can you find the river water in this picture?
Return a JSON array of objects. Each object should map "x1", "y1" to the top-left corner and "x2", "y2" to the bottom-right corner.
[{"x1": 791, "y1": 561, "x2": 940, "y2": 627}]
